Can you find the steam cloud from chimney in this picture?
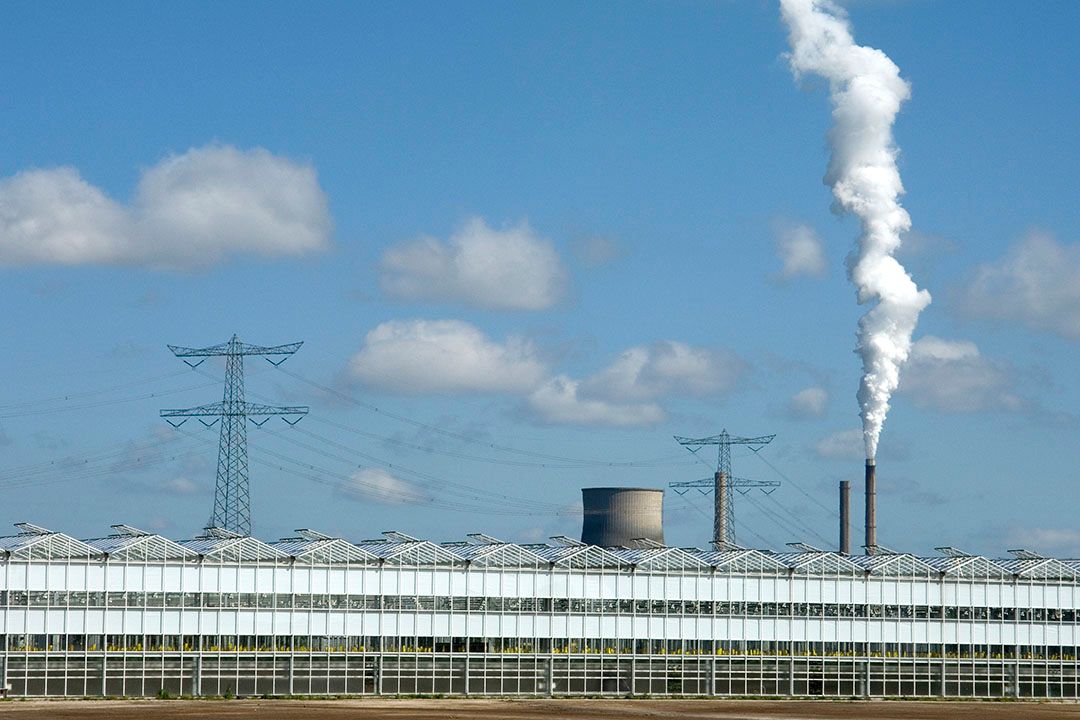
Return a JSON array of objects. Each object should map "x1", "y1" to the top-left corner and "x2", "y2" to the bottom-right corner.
[{"x1": 780, "y1": 0, "x2": 931, "y2": 460}]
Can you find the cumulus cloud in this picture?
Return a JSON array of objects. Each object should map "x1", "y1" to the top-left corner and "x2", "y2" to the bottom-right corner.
[
  {"x1": 580, "y1": 341, "x2": 746, "y2": 403},
  {"x1": 774, "y1": 223, "x2": 826, "y2": 280},
  {"x1": 526, "y1": 375, "x2": 666, "y2": 427},
  {"x1": 341, "y1": 468, "x2": 428, "y2": 505},
  {"x1": 787, "y1": 386, "x2": 828, "y2": 419},
  {"x1": 525, "y1": 340, "x2": 742, "y2": 427},
  {"x1": 899, "y1": 336, "x2": 1024, "y2": 413},
  {"x1": 380, "y1": 217, "x2": 568, "y2": 310},
  {"x1": 347, "y1": 319, "x2": 548, "y2": 395},
  {"x1": 1006, "y1": 527, "x2": 1080, "y2": 556},
  {"x1": 0, "y1": 144, "x2": 331, "y2": 269},
  {"x1": 346, "y1": 319, "x2": 741, "y2": 427},
  {"x1": 814, "y1": 429, "x2": 865, "y2": 460},
  {"x1": 958, "y1": 232, "x2": 1080, "y2": 341}
]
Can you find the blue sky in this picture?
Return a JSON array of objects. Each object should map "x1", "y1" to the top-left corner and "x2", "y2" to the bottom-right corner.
[{"x1": 2, "y1": 1, "x2": 1079, "y2": 556}]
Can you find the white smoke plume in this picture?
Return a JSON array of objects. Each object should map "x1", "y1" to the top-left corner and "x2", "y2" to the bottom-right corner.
[{"x1": 780, "y1": 0, "x2": 931, "y2": 460}]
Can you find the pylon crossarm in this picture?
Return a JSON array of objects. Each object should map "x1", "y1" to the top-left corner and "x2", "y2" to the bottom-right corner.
[
  {"x1": 167, "y1": 342, "x2": 233, "y2": 357},
  {"x1": 161, "y1": 402, "x2": 308, "y2": 418},
  {"x1": 244, "y1": 403, "x2": 308, "y2": 417},
  {"x1": 674, "y1": 433, "x2": 776, "y2": 447},
  {"x1": 160, "y1": 403, "x2": 226, "y2": 418},
  {"x1": 168, "y1": 340, "x2": 303, "y2": 358},
  {"x1": 236, "y1": 341, "x2": 303, "y2": 356}
]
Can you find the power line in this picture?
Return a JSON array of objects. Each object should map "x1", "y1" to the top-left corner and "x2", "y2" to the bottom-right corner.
[
  {"x1": 287, "y1": 425, "x2": 568, "y2": 512},
  {"x1": 0, "y1": 438, "x2": 207, "y2": 491},
  {"x1": 274, "y1": 367, "x2": 692, "y2": 469},
  {"x1": 308, "y1": 416, "x2": 678, "y2": 470},
  {"x1": 679, "y1": 442, "x2": 832, "y2": 548},
  {"x1": 0, "y1": 369, "x2": 192, "y2": 411},
  {"x1": 0, "y1": 379, "x2": 221, "y2": 419},
  {"x1": 750, "y1": 448, "x2": 839, "y2": 519}
]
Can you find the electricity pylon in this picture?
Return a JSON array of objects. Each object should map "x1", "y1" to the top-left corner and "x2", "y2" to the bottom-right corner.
[
  {"x1": 669, "y1": 429, "x2": 777, "y2": 547},
  {"x1": 160, "y1": 335, "x2": 308, "y2": 536}
]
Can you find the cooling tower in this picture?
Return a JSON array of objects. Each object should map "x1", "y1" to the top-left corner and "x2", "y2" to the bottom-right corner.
[{"x1": 581, "y1": 488, "x2": 664, "y2": 547}]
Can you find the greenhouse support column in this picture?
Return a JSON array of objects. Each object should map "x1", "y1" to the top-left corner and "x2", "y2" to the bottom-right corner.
[
  {"x1": 99, "y1": 656, "x2": 108, "y2": 697},
  {"x1": 0, "y1": 655, "x2": 6, "y2": 697},
  {"x1": 544, "y1": 658, "x2": 553, "y2": 697},
  {"x1": 286, "y1": 656, "x2": 294, "y2": 696},
  {"x1": 464, "y1": 653, "x2": 470, "y2": 696},
  {"x1": 374, "y1": 656, "x2": 382, "y2": 696},
  {"x1": 1011, "y1": 661, "x2": 1020, "y2": 698},
  {"x1": 191, "y1": 656, "x2": 201, "y2": 697},
  {"x1": 787, "y1": 657, "x2": 795, "y2": 696},
  {"x1": 938, "y1": 661, "x2": 945, "y2": 697},
  {"x1": 707, "y1": 657, "x2": 715, "y2": 696},
  {"x1": 859, "y1": 661, "x2": 868, "y2": 698}
]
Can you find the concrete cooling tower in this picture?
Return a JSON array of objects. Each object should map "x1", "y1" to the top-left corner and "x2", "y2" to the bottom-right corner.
[{"x1": 580, "y1": 487, "x2": 664, "y2": 547}]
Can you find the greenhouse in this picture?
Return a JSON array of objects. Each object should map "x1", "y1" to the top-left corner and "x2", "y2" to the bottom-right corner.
[{"x1": 2, "y1": 523, "x2": 1079, "y2": 698}]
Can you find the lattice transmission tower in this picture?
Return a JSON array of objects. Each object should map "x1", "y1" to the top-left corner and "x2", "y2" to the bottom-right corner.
[
  {"x1": 669, "y1": 429, "x2": 777, "y2": 548},
  {"x1": 160, "y1": 335, "x2": 308, "y2": 536}
]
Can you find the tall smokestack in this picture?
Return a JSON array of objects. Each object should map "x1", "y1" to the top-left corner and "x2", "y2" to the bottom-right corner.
[
  {"x1": 714, "y1": 471, "x2": 729, "y2": 547},
  {"x1": 864, "y1": 459, "x2": 876, "y2": 555},
  {"x1": 839, "y1": 480, "x2": 851, "y2": 555}
]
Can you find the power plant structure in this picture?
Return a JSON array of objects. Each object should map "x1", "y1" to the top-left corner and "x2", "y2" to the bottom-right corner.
[
  {"x1": 580, "y1": 488, "x2": 664, "y2": 547},
  {"x1": 865, "y1": 458, "x2": 878, "y2": 555},
  {"x1": 839, "y1": 480, "x2": 851, "y2": 555}
]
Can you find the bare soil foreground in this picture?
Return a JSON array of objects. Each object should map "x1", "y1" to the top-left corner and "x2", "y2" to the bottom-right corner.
[{"x1": 1, "y1": 699, "x2": 1079, "y2": 720}]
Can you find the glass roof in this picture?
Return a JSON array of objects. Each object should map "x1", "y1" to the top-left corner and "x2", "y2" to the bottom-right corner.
[{"x1": 0, "y1": 523, "x2": 1077, "y2": 582}]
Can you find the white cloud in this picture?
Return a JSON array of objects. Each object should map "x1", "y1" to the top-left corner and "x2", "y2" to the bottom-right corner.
[
  {"x1": 347, "y1": 319, "x2": 548, "y2": 395},
  {"x1": 580, "y1": 341, "x2": 746, "y2": 402},
  {"x1": 380, "y1": 217, "x2": 568, "y2": 310},
  {"x1": 525, "y1": 340, "x2": 741, "y2": 427},
  {"x1": 1006, "y1": 527, "x2": 1080, "y2": 556},
  {"x1": 814, "y1": 429, "x2": 864, "y2": 460},
  {"x1": 0, "y1": 144, "x2": 331, "y2": 269},
  {"x1": 899, "y1": 336, "x2": 1024, "y2": 413},
  {"x1": 788, "y1": 386, "x2": 828, "y2": 419},
  {"x1": 527, "y1": 375, "x2": 666, "y2": 427},
  {"x1": 959, "y1": 232, "x2": 1080, "y2": 341},
  {"x1": 775, "y1": 223, "x2": 826, "y2": 280},
  {"x1": 341, "y1": 468, "x2": 427, "y2": 505},
  {"x1": 346, "y1": 320, "x2": 741, "y2": 427}
]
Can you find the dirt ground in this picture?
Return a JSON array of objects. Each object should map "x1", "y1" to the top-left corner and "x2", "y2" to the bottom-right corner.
[{"x1": 1, "y1": 699, "x2": 1078, "y2": 720}]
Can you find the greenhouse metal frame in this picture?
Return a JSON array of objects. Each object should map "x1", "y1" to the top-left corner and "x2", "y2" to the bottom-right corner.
[{"x1": 2, "y1": 523, "x2": 1079, "y2": 698}]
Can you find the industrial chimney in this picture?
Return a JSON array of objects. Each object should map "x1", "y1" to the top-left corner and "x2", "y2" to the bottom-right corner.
[
  {"x1": 864, "y1": 459, "x2": 876, "y2": 555},
  {"x1": 839, "y1": 480, "x2": 851, "y2": 555},
  {"x1": 581, "y1": 488, "x2": 664, "y2": 547}
]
